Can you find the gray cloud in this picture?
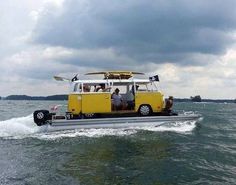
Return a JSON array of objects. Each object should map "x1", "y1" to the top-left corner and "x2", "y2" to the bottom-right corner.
[
  {"x1": 1, "y1": 0, "x2": 236, "y2": 98},
  {"x1": 33, "y1": 0, "x2": 236, "y2": 65}
]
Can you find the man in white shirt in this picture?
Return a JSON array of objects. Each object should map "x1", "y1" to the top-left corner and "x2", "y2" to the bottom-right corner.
[
  {"x1": 96, "y1": 84, "x2": 111, "y2": 92},
  {"x1": 112, "y1": 88, "x2": 123, "y2": 110}
]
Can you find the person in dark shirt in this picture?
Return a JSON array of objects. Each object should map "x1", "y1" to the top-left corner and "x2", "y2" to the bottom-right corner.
[
  {"x1": 165, "y1": 96, "x2": 173, "y2": 111},
  {"x1": 163, "y1": 96, "x2": 177, "y2": 115}
]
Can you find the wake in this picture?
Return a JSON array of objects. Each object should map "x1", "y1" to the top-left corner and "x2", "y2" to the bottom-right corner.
[
  {"x1": 0, "y1": 115, "x2": 198, "y2": 140},
  {"x1": 0, "y1": 115, "x2": 40, "y2": 139}
]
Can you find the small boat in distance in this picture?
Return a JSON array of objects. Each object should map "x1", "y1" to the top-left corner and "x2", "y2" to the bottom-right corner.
[{"x1": 33, "y1": 71, "x2": 202, "y2": 130}]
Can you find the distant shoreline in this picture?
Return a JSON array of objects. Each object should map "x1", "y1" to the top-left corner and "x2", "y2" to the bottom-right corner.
[
  {"x1": 174, "y1": 98, "x2": 235, "y2": 103},
  {"x1": 0, "y1": 95, "x2": 235, "y2": 103},
  {"x1": 0, "y1": 95, "x2": 68, "y2": 101}
]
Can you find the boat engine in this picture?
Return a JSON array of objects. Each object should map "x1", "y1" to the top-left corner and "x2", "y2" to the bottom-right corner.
[{"x1": 33, "y1": 110, "x2": 51, "y2": 126}]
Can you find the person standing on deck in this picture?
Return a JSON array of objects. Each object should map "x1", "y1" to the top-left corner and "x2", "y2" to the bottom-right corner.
[
  {"x1": 164, "y1": 96, "x2": 174, "y2": 114},
  {"x1": 112, "y1": 88, "x2": 123, "y2": 110},
  {"x1": 126, "y1": 85, "x2": 139, "y2": 110}
]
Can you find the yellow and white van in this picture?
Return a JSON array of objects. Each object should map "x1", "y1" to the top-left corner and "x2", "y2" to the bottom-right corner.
[{"x1": 67, "y1": 71, "x2": 164, "y2": 117}]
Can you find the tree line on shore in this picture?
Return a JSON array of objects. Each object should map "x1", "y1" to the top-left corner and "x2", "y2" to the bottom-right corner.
[{"x1": 1, "y1": 95, "x2": 68, "y2": 101}]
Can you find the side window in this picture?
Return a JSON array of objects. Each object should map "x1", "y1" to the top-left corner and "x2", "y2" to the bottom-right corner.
[
  {"x1": 136, "y1": 84, "x2": 148, "y2": 92},
  {"x1": 73, "y1": 83, "x2": 79, "y2": 92},
  {"x1": 83, "y1": 84, "x2": 91, "y2": 92},
  {"x1": 95, "y1": 83, "x2": 111, "y2": 92},
  {"x1": 146, "y1": 82, "x2": 158, "y2": 91}
]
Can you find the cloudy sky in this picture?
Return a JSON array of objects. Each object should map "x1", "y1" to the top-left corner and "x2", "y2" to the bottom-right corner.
[{"x1": 1, "y1": 0, "x2": 236, "y2": 99}]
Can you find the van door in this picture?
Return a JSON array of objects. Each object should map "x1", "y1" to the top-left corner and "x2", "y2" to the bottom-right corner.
[{"x1": 81, "y1": 93, "x2": 111, "y2": 113}]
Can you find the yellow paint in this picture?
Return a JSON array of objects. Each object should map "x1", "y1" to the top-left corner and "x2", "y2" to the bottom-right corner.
[
  {"x1": 68, "y1": 91, "x2": 164, "y2": 115},
  {"x1": 135, "y1": 92, "x2": 164, "y2": 112},
  {"x1": 82, "y1": 93, "x2": 111, "y2": 113},
  {"x1": 68, "y1": 93, "x2": 111, "y2": 114},
  {"x1": 68, "y1": 94, "x2": 82, "y2": 114}
]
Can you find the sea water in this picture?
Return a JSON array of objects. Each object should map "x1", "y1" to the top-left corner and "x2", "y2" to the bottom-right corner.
[{"x1": 0, "y1": 100, "x2": 235, "y2": 184}]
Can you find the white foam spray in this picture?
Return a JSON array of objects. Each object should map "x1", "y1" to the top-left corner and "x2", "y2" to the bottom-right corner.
[
  {"x1": 0, "y1": 115, "x2": 197, "y2": 140},
  {"x1": 137, "y1": 121, "x2": 197, "y2": 133},
  {"x1": 33, "y1": 128, "x2": 138, "y2": 140},
  {"x1": 0, "y1": 114, "x2": 40, "y2": 139}
]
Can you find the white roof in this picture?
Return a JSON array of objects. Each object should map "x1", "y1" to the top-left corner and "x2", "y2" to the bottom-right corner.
[{"x1": 72, "y1": 78, "x2": 153, "y2": 85}]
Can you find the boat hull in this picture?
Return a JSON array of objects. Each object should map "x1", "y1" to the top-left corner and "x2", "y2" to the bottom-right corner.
[{"x1": 44, "y1": 114, "x2": 202, "y2": 131}]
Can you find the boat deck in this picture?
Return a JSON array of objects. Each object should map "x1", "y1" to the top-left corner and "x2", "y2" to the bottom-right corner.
[{"x1": 47, "y1": 113, "x2": 202, "y2": 131}]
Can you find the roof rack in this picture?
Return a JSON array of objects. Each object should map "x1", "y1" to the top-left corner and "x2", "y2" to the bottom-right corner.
[{"x1": 85, "y1": 71, "x2": 144, "y2": 79}]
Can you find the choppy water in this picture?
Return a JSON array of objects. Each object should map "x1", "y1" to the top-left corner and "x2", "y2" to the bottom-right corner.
[{"x1": 0, "y1": 100, "x2": 235, "y2": 185}]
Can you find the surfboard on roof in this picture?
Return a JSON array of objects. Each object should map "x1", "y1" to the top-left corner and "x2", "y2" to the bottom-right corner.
[{"x1": 85, "y1": 71, "x2": 144, "y2": 79}]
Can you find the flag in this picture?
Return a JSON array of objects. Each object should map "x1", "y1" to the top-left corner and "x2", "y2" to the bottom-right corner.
[
  {"x1": 51, "y1": 105, "x2": 59, "y2": 111},
  {"x1": 71, "y1": 74, "x2": 79, "y2": 82},
  {"x1": 149, "y1": 75, "x2": 159, "y2": 82}
]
